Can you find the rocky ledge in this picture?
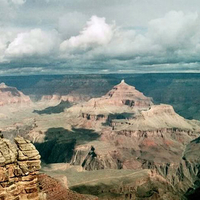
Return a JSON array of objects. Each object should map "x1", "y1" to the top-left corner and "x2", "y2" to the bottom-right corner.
[{"x1": 0, "y1": 136, "x2": 41, "y2": 200}]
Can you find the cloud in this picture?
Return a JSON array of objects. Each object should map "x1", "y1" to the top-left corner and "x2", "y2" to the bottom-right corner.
[
  {"x1": 145, "y1": 11, "x2": 200, "y2": 63},
  {"x1": 60, "y1": 15, "x2": 114, "y2": 52},
  {"x1": 148, "y1": 11, "x2": 199, "y2": 49},
  {"x1": 11, "y1": 0, "x2": 26, "y2": 5},
  {"x1": 1, "y1": 8, "x2": 200, "y2": 74},
  {"x1": 82, "y1": 11, "x2": 200, "y2": 67},
  {"x1": 5, "y1": 28, "x2": 59, "y2": 58},
  {"x1": 0, "y1": 30, "x2": 17, "y2": 62},
  {"x1": 0, "y1": 38, "x2": 8, "y2": 62},
  {"x1": 58, "y1": 12, "x2": 88, "y2": 38}
]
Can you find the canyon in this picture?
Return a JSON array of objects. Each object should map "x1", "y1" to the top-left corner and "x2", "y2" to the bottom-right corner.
[{"x1": 1, "y1": 76, "x2": 200, "y2": 199}]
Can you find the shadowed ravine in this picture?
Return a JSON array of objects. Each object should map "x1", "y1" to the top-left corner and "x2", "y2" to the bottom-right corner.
[{"x1": 34, "y1": 128, "x2": 100, "y2": 164}]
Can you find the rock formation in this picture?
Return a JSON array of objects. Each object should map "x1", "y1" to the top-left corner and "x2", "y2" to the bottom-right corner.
[
  {"x1": 93, "y1": 79, "x2": 153, "y2": 107},
  {"x1": 63, "y1": 80, "x2": 200, "y2": 198},
  {"x1": 68, "y1": 81, "x2": 199, "y2": 173},
  {"x1": 77, "y1": 80, "x2": 153, "y2": 122},
  {"x1": 0, "y1": 136, "x2": 41, "y2": 200},
  {"x1": 0, "y1": 83, "x2": 31, "y2": 106}
]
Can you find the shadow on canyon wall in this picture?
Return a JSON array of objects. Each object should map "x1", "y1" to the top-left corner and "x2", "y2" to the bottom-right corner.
[
  {"x1": 102, "y1": 113, "x2": 135, "y2": 126},
  {"x1": 33, "y1": 100, "x2": 73, "y2": 115},
  {"x1": 34, "y1": 127, "x2": 100, "y2": 164}
]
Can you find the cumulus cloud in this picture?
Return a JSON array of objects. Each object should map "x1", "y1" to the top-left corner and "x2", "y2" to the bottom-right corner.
[
  {"x1": 0, "y1": 30, "x2": 17, "y2": 62},
  {"x1": 1, "y1": 7, "x2": 200, "y2": 74},
  {"x1": 82, "y1": 11, "x2": 200, "y2": 67},
  {"x1": 60, "y1": 15, "x2": 114, "y2": 52},
  {"x1": 5, "y1": 29, "x2": 59, "y2": 58},
  {"x1": 148, "y1": 11, "x2": 199, "y2": 49}
]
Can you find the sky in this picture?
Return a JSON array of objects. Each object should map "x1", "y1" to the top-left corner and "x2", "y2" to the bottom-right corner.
[{"x1": 1, "y1": 0, "x2": 200, "y2": 75}]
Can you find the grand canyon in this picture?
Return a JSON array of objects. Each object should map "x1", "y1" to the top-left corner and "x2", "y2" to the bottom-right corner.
[
  {"x1": 1, "y1": 74, "x2": 200, "y2": 199},
  {"x1": 2, "y1": 0, "x2": 200, "y2": 199}
]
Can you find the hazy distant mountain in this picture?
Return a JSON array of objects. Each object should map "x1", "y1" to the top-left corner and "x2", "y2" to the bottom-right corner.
[{"x1": 1, "y1": 73, "x2": 200, "y2": 120}]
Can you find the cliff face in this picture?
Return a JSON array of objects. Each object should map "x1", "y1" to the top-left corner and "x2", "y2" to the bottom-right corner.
[
  {"x1": 0, "y1": 136, "x2": 41, "y2": 200},
  {"x1": 0, "y1": 83, "x2": 31, "y2": 106},
  {"x1": 69, "y1": 133, "x2": 200, "y2": 199},
  {"x1": 71, "y1": 103, "x2": 199, "y2": 172},
  {"x1": 71, "y1": 126, "x2": 197, "y2": 171}
]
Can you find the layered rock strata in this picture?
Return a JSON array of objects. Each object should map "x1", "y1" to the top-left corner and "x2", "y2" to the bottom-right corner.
[
  {"x1": 71, "y1": 80, "x2": 153, "y2": 123},
  {"x1": 0, "y1": 136, "x2": 41, "y2": 200}
]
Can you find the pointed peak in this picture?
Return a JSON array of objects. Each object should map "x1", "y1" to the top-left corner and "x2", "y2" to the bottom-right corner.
[
  {"x1": 117, "y1": 79, "x2": 132, "y2": 88},
  {"x1": 118, "y1": 79, "x2": 128, "y2": 86},
  {"x1": 0, "y1": 82, "x2": 8, "y2": 88}
]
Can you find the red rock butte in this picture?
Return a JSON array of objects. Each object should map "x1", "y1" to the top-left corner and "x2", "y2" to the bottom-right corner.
[{"x1": 82, "y1": 80, "x2": 153, "y2": 114}]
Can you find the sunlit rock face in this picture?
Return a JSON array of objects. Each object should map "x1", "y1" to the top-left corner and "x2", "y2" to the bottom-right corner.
[
  {"x1": 91, "y1": 79, "x2": 153, "y2": 107},
  {"x1": 0, "y1": 136, "x2": 41, "y2": 200},
  {"x1": 0, "y1": 83, "x2": 31, "y2": 106},
  {"x1": 68, "y1": 80, "x2": 153, "y2": 131},
  {"x1": 80, "y1": 80, "x2": 153, "y2": 117}
]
